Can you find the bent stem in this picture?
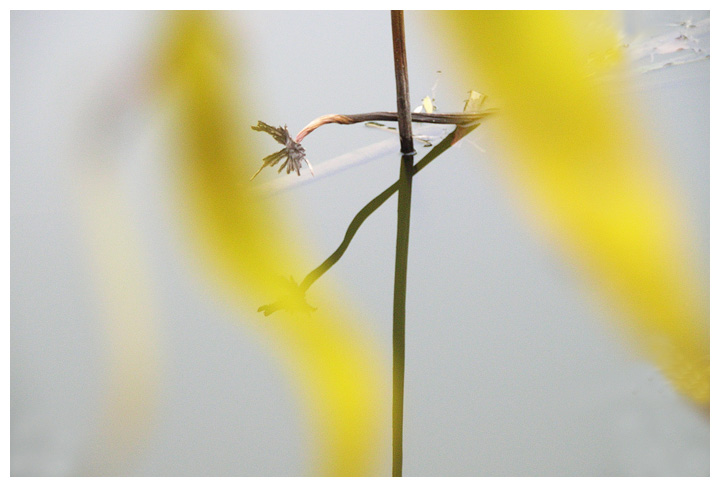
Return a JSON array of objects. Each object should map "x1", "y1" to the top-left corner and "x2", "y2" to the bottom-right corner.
[
  {"x1": 257, "y1": 122, "x2": 483, "y2": 317},
  {"x1": 251, "y1": 111, "x2": 491, "y2": 180},
  {"x1": 297, "y1": 124, "x2": 478, "y2": 293},
  {"x1": 294, "y1": 111, "x2": 491, "y2": 143}
]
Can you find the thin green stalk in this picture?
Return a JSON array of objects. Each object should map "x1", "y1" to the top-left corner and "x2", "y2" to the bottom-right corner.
[
  {"x1": 297, "y1": 125, "x2": 476, "y2": 293},
  {"x1": 391, "y1": 10, "x2": 414, "y2": 478},
  {"x1": 392, "y1": 153, "x2": 412, "y2": 478},
  {"x1": 258, "y1": 123, "x2": 483, "y2": 317}
]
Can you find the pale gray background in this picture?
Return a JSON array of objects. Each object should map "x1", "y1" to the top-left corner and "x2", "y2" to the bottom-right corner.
[{"x1": 11, "y1": 11, "x2": 709, "y2": 476}]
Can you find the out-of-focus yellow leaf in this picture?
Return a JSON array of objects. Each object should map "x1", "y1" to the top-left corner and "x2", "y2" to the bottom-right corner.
[
  {"x1": 154, "y1": 12, "x2": 386, "y2": 475},
  {"x1": 437, "y1": 11, "x2": 708, "y2": 405},
  {"x1": 76, "y1": 170, "x2": 160, "y2": 474}
]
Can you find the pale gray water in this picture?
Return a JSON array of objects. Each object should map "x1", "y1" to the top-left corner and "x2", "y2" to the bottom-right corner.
[{"x1": 11, "y1": 10, "x2": 709, "y2": 476}]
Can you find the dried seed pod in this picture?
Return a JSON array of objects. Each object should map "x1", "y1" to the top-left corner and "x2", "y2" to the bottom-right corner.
[{"x1": 251, "y1": 122, "x2": 312, "y2": 179}]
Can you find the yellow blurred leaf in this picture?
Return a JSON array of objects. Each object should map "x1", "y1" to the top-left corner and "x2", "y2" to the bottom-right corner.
[
  {"x1": 76, "y1": 170, "x2": 160, "y2": 474},
  {"x1": 154, "y1": 11, "x2": 387, "y2": 475},
  {"x1": 436, "y1": 11, "x2": 708, "y2": 405}
]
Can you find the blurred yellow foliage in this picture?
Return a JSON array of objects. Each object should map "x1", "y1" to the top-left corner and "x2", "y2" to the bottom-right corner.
[
  {"x1": 78, "y1": 172, "x2": 161, "y2": 474},
  {"x1": 154, "y1": 11, "x2": 386, "y2": 475},
  {"x1": 438, "y1": 11, "x2": 708, "y2": 405}
]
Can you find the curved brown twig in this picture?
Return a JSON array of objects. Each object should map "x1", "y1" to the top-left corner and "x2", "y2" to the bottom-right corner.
[{"x1": 295, "y1": 110, "x2": 494, "y2": 142}]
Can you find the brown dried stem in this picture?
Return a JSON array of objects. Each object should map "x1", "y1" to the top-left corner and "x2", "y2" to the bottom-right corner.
[{"x1": 294, "y1": 111, "x2": 492, "y2": 143}]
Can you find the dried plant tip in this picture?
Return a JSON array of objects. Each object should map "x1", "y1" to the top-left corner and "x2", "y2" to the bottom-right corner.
[
  {"x1": 257, "y1": 277, "x2": 316, "y2": 316},
  {"x1": 251, "y1": 121, "x2": 311, "y2": 180}
]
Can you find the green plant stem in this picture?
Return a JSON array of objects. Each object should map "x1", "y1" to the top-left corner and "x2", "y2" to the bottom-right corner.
[
  {"x1": 297, "y1": 126, "x2": 475, "y2": 293},
  {"x1": 391, "y1": 10, "x2": 414, "y2": 478},
  {"x1": 393, "y1": 155, "x2": 411, "y2": 478},
  {"x1": 259, "y1": 124, "x2": 482, "y2": 317}
]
